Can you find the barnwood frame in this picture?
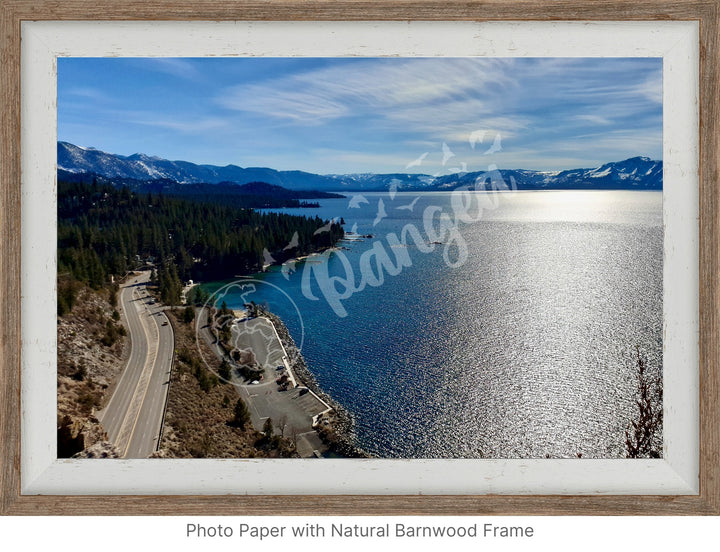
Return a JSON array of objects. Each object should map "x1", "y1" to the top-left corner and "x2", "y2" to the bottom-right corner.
[{"x1": 1, "y1": 0, "x2": 718, "y2": 515}]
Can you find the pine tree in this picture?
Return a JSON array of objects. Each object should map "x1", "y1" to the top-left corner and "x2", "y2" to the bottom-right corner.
[
  {"x1": 218, "y1": 359, "x2": 232, "y2": 381},
  {"x1": 263, "y1": 418, "x2": 274, "y2": 440},
  {"x1": 232, "y1": 398, "x2": 251, "y2": 429}
]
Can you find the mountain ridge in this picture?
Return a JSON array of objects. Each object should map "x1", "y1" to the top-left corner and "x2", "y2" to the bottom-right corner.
[{"x1": 58, "y1": 141, "x2": 662, "y2": 192}]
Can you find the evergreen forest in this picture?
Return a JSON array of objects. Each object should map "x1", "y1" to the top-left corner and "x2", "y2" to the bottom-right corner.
[{"x1": 57, "y1": 180, "x2": 344, "y2": 310}]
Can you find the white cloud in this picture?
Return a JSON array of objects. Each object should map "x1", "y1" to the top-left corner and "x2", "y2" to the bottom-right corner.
[
  {"x1": 132, "y1": 116, "x2": 229, "y2": 133},
  {"x1": 219, "y1": 89, "x2": 348, "y2": 124},
  {"x1": 539, "y1": 129, "x2": 662, "y2": 161},
  {"x1": 66, "y1": 87, "x2": 109, "y2": 102},
  {"x1": 60, "y1": 57, "x2": 663, "y2": 174},
  {"x1": 143, "y1": 58, "x2": 202, "y2": 80},
  {"x1": 215, "y1": 58, "x2": 513, "y2": 127},
  {"x1": 573, "y1": 114, "x2": 612, "y2": 126},
  {"x1": 633, "y1": 73, "x2": 663, "y2": 104}
]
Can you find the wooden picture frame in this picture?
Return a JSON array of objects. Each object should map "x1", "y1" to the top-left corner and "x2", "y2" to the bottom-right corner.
[{"x1": 1, "y1": 0, "x2": 718, "y2": 516}]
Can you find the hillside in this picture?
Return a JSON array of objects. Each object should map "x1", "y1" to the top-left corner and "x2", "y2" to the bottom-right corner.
[
  {"x1": 156, "y1": 308, "x2": 297, "y2": 458},
  {"x1": 57, "y1": 169, "x2": 344, "y2": 209},
  {"x1": 57, "y1": 281, "x2": 127, "y2": 457}
]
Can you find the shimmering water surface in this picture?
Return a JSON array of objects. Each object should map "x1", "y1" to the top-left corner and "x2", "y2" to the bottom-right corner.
[{"x1": 204, "y1": 190, "x2": 663, "y2": 458}]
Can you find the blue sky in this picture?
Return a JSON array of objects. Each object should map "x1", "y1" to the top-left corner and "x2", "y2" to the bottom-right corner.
[{"x1": 58, "y1": 57, "x2": 662, "y2": 174}]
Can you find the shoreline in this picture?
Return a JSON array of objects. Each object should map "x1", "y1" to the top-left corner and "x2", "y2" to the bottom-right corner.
[
  {"x1": 263, "y1": 310, "x2": 372, "y2": 458},
  {"x1": 196, "y1": 231, "x2": 371, "y2": 457},
  {"x1": 265, "y1": 244, "x2": 342, "y2": 272}
]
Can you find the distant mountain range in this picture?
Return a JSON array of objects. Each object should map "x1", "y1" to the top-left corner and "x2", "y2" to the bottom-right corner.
[
  {"x1": 58, "y1": 141, "x2": 340, "y2": 191},
  {"x1": 58, "y1": 141, "x2": 663, "y2": 192}
]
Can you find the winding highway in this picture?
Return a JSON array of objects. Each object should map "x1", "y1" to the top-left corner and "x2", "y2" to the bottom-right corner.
[{"x1": 98, "y1": 271, "x2": 174, "y2": 458}]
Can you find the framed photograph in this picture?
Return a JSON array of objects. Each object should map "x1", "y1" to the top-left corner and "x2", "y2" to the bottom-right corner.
[{"x1": 1, "y1": 1, "x2": 718, "y2": 515}]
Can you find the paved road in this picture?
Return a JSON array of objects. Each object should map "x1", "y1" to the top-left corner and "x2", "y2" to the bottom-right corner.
[{"x1": 98, "y1": 271, "x2": 174, "y2": 458}]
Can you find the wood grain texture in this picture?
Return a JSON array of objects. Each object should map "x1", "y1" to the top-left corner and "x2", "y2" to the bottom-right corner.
[
  {"x1": 698, "y1": 0, "x2": 720, "y2": 516},
  {"x1": 0, "y1": 0, "x2": 717, "y2": 21},
  {"x1": 2, "y1": 493, "x2": 719, "y2": 516},
  {"x1": 0, "y1": 0, "x2": 22, "y2": 518},
  {"x1": 1, "y1": 0, "x2": 718, "y2": 516}
]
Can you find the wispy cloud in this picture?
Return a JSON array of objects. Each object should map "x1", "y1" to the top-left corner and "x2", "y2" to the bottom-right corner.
[
  {"x1": 58, "y1": 57, "x2": 663, "y2": 173},
  {"x1": 65, "y1": 87, "x2": 111, "y2": 102},
  {"x1": 633, "y1": 72, "x2": 663, "y2": 104},
  {"x1": 573, "y1": 114, "x2": 612, "y2": 126},
  {"x1": 140, "y1": 58, "x2": 202, "y2": 80},
  {"x1": 216, "y1": 58, "x2": 512, "y2": 128},
  {"x1": 132, "y1": 116, "x2": 229, "y2": 133}
]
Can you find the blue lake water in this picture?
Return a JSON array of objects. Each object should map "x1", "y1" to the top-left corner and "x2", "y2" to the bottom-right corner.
[{"x1": 203, "y1": 190, "x2": 663, "y2": 458}]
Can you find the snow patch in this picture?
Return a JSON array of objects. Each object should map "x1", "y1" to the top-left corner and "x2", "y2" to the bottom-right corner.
[{"x1": 590, "y1": 167, "x2": 611, "y2": 178}]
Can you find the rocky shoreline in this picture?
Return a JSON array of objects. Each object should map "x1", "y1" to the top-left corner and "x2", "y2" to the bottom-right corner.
[{"x1": 264, "y1": 311, "x2": 373, "y2": 458}]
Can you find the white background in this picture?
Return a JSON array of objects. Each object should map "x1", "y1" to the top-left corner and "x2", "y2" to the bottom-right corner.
[{"x1": 0, "y1": 516, "x2": 718, "y2": 550}]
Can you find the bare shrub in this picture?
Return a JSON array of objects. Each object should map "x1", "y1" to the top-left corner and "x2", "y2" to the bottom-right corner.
[{"x1": 625, "y1": 345, "x2": 663, "y2": 458}]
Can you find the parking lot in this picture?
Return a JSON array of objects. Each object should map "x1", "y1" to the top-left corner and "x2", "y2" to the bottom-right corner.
[{"x1": 231, "y1": 317, "x2": 331, "y2": 457}]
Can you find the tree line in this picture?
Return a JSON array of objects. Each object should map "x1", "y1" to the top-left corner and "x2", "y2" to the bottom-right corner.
[{"x1": 58, "y1": 180, "x2": 344, "y2": 301}]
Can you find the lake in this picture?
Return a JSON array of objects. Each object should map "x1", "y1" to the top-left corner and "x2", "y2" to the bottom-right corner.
[{"x1": 203, "y1": 189, "x2": 663, "y2": 458}]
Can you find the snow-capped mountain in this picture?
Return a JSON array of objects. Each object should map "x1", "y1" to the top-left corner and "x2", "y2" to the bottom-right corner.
[
  {"x1": 430, "y1": 156, "x2": 662, "y2": 191},
  {"x1": 325, "y1": 172, "x2": 437, "y2": 190},
  {"x1": 57, "y1": 141, "x2": 338, "y2": 190},
  {"x1": 58, "y1": 141, "x2": 662, "y2": 192}
]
